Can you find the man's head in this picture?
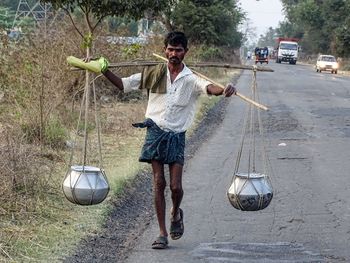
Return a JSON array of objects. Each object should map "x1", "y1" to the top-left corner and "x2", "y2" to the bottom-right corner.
[
  {"x1": 164, "y1": 31, "x2": 188, "y2": 65},
  {"x1": 164, "y1": 31, "x2": 188, "y2": 50}
]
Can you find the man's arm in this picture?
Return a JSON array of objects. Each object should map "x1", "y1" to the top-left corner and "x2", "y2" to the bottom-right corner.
[
  {"x1": 103, "y1": 69, "x2": 124, "y2": 91},
  {"x1": 207, "y1": 83, "x2": 236, "y2": 97}
]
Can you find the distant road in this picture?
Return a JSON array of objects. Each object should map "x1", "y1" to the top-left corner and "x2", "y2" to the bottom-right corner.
[{"x1": 125, "y1": 61, "x2": 350, "y2": 263}]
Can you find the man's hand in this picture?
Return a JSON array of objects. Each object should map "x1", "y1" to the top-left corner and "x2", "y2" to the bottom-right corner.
[{"x1": 222, "y1": 83, "x2": 237, "y2": 97}]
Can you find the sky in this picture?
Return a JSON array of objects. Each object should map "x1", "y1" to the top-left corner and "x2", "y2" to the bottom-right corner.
[{"x1": 238, "y1": 0, "x2": 285, "y2": 39}]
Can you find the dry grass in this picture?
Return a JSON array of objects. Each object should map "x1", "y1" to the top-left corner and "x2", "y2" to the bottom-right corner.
[
  {"x1": 1, "y1": 18, "x2": 85, "y2": 261},
  {"x1": 0, "y1": 100, "x2": 148, "y2": 262},
  {"x1": 0, "y1": 17, "x2": 156, "y2": 260}
]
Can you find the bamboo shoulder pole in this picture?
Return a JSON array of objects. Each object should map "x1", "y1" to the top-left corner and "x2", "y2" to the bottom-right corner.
[
  {"x1": 191, "y1": 69, "x2": 268, "y2": 111},
  {"x1": 152, "y1": 53, "x2": 268, "y2": 111},
  {"x1": 107, "y1": 61, "x2": 274, "y2": 72}
]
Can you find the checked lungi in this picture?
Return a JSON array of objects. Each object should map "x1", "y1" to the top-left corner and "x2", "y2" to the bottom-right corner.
[{"x1": 132, "y1": 119, "x2": 186, "y2": 165}]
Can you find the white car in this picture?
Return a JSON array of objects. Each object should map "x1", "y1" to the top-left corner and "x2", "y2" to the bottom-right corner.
[{"x1": 315, "y1": 55, "x2": 339, "y2": 74}]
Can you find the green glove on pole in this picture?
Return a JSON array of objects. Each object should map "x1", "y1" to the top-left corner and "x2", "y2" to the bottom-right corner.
[{"x1": 67, "y1": 56, "x2": 109, "y2": 73}]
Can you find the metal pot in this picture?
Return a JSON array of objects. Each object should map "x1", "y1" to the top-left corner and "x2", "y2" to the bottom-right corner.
[
  {"x1": 63, "y1": 165, "x2": 109, "y2": 205},
  {"x1": 227, "y1": 172, "x2": 273, "y2": 211}
]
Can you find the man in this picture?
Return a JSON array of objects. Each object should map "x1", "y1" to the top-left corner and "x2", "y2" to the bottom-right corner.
[
  {"x1": 247, "y1": 51, "x2": 252, "y2": 60},
  {"x1": 71, "y1": 31, "x2": 236, "y2": 249}
]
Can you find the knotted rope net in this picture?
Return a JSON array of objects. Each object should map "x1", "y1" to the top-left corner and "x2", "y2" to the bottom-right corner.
[
  {"x1": 228, "y1": 65, "x2": 273, "y2": 211},
  {"x1": 63, "y1": 71, "x2": 109, "y2": 205}
]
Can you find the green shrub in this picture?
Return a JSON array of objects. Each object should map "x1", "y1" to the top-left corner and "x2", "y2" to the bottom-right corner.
[
  {"x1": 121, "y1": 43, "x2": 142, "y2": 59},
  {"x1": 21, "y1": 117, "x2": 67, "y2": 148},
  {"x1": 44, "y1": 117, "x2": 68, "y2": 148},
  {"x1": 199, "y1": 45, "x2": 224, "y2": 61}
]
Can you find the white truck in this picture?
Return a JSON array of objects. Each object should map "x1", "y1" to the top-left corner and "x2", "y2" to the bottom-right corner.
[{"x1": 275, "y1": 37, "x2": 299, "y2": 65}]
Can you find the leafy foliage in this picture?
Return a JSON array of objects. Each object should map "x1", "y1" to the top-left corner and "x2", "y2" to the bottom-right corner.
[
  {"x1": 257, "y1": 27, "x2": 277, "y2": 48},
  {"x1": 106, "y1": 16, "x2": 139, "y2": 35},
  {"x1": 42, "y1": 0, "x2": 172, "y2": 21},
  {"x1": 0, "y1": 6, "x2": 37, "y2": 34},
  {"x1": 0, "y1": 6, "x2": 14, "y2": 30},
  {"x1": 167, "y1": 0, "x2": 244, "y2": 48},
  {"x1": 1, "y1": 0, "x2": 39, "y2": 11},
  {"x1": 198, "y1": 45, "x2": 224, "y2": 60},
  {"x1": 279, "y1": 0, "x2": 350, "y2": 57}
]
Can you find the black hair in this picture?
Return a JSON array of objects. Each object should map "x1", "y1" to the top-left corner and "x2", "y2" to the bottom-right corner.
[{"x1": 164, "y1": 31, "x2": 188, "y2": 50}]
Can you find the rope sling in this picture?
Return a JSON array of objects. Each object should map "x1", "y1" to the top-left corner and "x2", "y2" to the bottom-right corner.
[
  {"x1": 227, "y1": 66, "x2": 273, "y2": 211},
  {"x1": 63, "y1": 54, "x2": 273, "y2": 206},
  {"x1": 62, "y1": 72, "x2": 110, "y2": 206}
]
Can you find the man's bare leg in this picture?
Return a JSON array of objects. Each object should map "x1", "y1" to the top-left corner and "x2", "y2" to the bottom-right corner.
[
  {"x1": 169, "y1": 162, "x2": 184, "y2": 221},
  {"x1": 151, "y1": 160, "x2": 168, "y2": 238}
]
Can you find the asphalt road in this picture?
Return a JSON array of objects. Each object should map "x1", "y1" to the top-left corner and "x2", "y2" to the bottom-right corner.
[{"x1": 124, "y1": 61, "x2": 350, "y2": 263}]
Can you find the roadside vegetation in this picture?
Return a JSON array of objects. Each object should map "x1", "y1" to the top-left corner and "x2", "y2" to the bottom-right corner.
[
  {"x1": 253, "y1": 0, "x2": 350, "y2": 70},
  {"x1": 0, "y1": 0, "x2": 243, "y2": 261}
]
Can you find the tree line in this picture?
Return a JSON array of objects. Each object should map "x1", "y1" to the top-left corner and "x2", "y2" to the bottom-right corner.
[
  {"x1": 258, "y1": 0, "x2": 350, "y2": 58},
  {"x1": 1, "y1": 0, "x2": 244, "y2": 50}
]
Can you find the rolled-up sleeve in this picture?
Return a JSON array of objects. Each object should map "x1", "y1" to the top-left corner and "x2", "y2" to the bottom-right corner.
[
  {"x1": 195, "y1": 77, "x2": 212, "y2": 95},
  {"x1": 122, "y1": 73, "x2": 142, "y2": 93}
]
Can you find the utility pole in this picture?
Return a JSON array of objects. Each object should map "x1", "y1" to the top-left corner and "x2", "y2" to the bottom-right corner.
[{"x1": 12, "y1": 0, "x2": 53, "y2": 28}]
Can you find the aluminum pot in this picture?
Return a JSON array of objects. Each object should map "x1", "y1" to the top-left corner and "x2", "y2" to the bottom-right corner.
[
  {"x1": 63, "y1": 165, "x2": 109, "y2": 205},
  {"x1": 227, "y1": 172, "x2": 273, "y2": 211}
]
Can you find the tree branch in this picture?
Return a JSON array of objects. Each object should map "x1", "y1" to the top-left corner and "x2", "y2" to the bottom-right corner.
[
  {"x1": 92, "y1": 16, "x2": 105, "y2": 33},
  {"x1": 63, "y1": 7, "x2": 84, "y2": 38},
  {"x1": 84, "y1": 10, "x2": 93, "y2": 33}
]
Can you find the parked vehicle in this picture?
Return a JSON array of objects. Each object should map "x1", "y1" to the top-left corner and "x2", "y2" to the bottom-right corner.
[
  {"x1": 254, "y1": 47, "x2": 269, "y2": 64},
  {"x1": 315, "y1": 55, "x2": 338, "y2": 74},
  {"x1": 275, "y1": 37, "x2": 299, "y2": 64}
]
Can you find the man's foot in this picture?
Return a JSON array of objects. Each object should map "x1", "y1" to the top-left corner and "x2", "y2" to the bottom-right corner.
[
  {"x1": 151, "y1": 236, "x2": 168, "y2": 249},
  {"x1": 170, "y1": 208, "x2": 184, "y2": 240}
]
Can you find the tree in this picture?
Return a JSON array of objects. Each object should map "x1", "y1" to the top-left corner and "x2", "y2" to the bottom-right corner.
[
  {"x1": 37, "y1": 0, "x2": 171, "y2": 148},
  {"x1": 40, "y1": 0, "x2": 172, "y2": 91},
  {"x1": 240, "y1": 17, "x2": 257, "y2": 45},
  {"x1": 279, "y1": 0, "x2": 350, "y2": 57},
  {"x1": 42, "y1": 0, "x2": 172, "y2": 52},
  {"x1": 0, "y1": 0, "x2": 21, "y2": 11},
  {"x1": 257, "y1": 27, "x2": 277, "y2": 48},
  {"x1": 0, "y1": 6, "x2": 13, "y2": 30},
  {"x1": 159, "y1": 0, "x2": 244, "y2": 48},
  {"x1": 106, "y1": 16, "x2": 139, "y2": 35}
]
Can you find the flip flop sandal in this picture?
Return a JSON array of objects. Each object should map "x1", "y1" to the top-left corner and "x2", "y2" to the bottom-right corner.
[
  {"x1": 151, "y1": 236, "x2": 168, "y2": 249},
  {"x1": 170, "y1": 208, "x2": 184, "y2": 240}
]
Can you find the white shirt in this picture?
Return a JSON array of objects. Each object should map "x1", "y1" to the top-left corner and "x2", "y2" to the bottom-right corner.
[{"x1": 122, "y1": 64, "x2": 211, "y2": 132}]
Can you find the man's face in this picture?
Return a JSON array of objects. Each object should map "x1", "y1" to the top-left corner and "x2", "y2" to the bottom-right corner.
[{"x1": 164, "y1": 44, "x2": 187, "y2": 65}]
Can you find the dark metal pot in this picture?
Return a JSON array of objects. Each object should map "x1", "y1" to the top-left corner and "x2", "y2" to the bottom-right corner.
[{"x1": 227, "y1": 172, "x2": 273, "y2": 211}]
